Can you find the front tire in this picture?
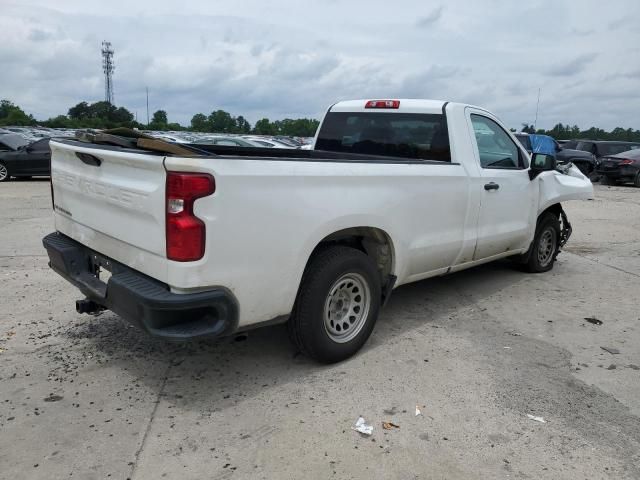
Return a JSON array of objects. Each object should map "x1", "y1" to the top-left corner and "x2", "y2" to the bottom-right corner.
[
  {"x1": 524, "y1": 213, "x2": 561, "y2": 273},
  {"x1": 0, "y1": 162, "x2": 9, "y2": 182},
  {"x1": 288, "y1": 246, "x2": 381, "y2": 363}
]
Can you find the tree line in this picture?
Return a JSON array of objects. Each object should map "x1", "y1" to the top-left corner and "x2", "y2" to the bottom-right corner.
[
  {"x1": 0, "y1": 99, "x2": 320, "y2": 137},
  {"x1": 3, "y1": 98, "x2": 640, "y2": 141}
]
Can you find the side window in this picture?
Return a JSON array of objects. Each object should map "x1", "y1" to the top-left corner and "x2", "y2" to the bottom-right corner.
[
  {"x1": 32, "y1": 139, "x2": 49, "y2": 151},
  {"x1": 470, "y1": 115, "x2": 522, "y2": 169}
]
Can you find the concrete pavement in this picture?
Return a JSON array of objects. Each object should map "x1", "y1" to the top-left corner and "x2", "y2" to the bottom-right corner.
[{"x1": 1, "y1": 180, "x2": 639, "y2": 479}]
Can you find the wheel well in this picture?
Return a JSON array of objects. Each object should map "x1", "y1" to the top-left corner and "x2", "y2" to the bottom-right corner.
[
  {"x1": 540, "y1": 203, "x2": 562, "y2": 220},
  {"x1": 309, "y1": 227, "x2": 395, "y2": 283}
]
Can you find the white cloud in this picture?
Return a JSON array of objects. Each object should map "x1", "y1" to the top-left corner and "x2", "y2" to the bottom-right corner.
[{"x1": 0, "y1": 0, "x2": 639, "y2": 130}]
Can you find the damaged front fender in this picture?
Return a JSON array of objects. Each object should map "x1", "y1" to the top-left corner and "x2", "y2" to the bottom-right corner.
[{"x1": 537, "y1": 164, "x2": 594, "y2": 216}]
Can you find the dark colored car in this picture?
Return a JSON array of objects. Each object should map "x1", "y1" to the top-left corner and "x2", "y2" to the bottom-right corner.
[
  {"x1": 0, "y1": 136, "x2": 51, "y2": 182},
  {"x1": 514, "y1": 133, "x2": 596, "y2": 176},
  {"x1": 573, "y1": 140, "x2": 640, "y2": 163},
  {"x1": 596, "y1": 149, "x2": 640, "y2": 186}
]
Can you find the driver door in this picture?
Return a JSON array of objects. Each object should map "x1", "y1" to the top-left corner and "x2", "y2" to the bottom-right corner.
[{"x1": 467, "y1": 111, "x2": 537, "y2": 260}]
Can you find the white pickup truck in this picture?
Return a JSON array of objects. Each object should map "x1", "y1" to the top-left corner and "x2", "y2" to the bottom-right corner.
[{"x1": 43, "y1": 99, "x2": 593, "y2": 363}]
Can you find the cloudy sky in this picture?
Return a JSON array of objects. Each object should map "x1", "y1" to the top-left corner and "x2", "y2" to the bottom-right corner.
[{"x1": 1, "y1": 0, "x2": 639, "y2": 130}]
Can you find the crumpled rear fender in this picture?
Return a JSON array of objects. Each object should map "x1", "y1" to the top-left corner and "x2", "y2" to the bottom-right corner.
[{"x1": 537, "y1": 165, "x2": 594, "y2": 215}]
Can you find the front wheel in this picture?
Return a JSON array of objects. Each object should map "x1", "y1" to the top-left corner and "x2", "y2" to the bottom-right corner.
[
  {"x1": 288, "y1": 246, "x2": 381, "y2": 363},
  {"x1": 524, "y1": 213, "x2": 561, "y2": 273},
  {"x1": 0, "y1": 162, "x2": 9, "y2": 182}
]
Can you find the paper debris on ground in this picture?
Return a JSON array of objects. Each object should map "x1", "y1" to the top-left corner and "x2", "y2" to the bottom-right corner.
[
  {"x1": 601, "y1": 346, "x2": 620, "y2": 355},
  {"x1": 527, "y1": 414, "x2": 546, "y2": 423},
  {"x1": 415, "y1": 405, "x2": 422, "y2": 416},
  {"x1": 352, "y1": 417, "x2": 373, "y2": 435},
  {"x1": 382, "y1": 422, "x2": 400, "y2": 430}
]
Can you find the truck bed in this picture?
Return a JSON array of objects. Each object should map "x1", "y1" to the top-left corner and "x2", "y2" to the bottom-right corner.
[{"x1": 56, "y1": 138, "x2": 455, "y2": 165}]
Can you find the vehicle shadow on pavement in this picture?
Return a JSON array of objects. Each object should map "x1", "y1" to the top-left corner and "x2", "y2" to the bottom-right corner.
[{"x1": 56, "y1": 259, "x2": 525, "y2": 411}]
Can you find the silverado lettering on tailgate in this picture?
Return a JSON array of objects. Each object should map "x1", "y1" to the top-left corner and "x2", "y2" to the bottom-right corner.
[{"x1": 56, "y1": 171, "x2": 148, "y2": 211}]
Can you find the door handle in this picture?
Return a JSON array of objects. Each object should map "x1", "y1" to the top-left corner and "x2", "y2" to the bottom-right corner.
[{"x1": 484, "y1": 182, "x2": 500, "y2": 191}]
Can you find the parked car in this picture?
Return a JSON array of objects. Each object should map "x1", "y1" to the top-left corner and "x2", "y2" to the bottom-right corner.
[
  {"x1": 573, "y1": 140, "x2": 640, "y2": 163},
  {"x1": 192, "y1": 136, "x2": 261, "y2": 147},
  {"x1": 0, "y1": 133, "x2": 29, "y2": 152},
  {"x1": 596, "y1": 149, "x2": 640, "y2": 186},
  {"x1": 0, "y1": 136, "x2": 51, "y2": 182},
  {"x1": 242, "y1": 136, "x2": 297, "y2": 148},
  {"x1": 515, "y1": 133, "x2": 597, "y2": 176},
  {"x1": 43, "y1": 98, "x2": 592, "y2": 363}
]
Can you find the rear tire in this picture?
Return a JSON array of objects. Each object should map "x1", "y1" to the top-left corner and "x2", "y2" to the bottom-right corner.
[
  {"x1": 634, "y1": 172, "x2": 640, "y2": 188},
  {"x1": 288, "y1": 246, "x2": 381, "y2": 363},
  {"x1": 0, "y1": 162, "x2": 9, "y2": 182},
  {"x1": 524, "y1": 213, "x2": 561, "y2": 273}
]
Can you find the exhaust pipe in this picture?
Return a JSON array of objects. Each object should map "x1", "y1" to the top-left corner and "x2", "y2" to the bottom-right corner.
[{"x1": 76, "y1": 299, "x2": 103, "y2": 315}]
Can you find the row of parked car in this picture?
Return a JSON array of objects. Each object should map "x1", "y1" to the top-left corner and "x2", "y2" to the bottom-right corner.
[
  {"x1": 1, "y1": 126, "x2": 639, "y2": 187},
  {"x1": 514, "y1": 132, "x2": 640, "y2": 186},
  {"x1": 0, "y1": 128, "x2": 313, "y2": 182},
  {"x1": 152, "y1": 132, "x2": 314, "y2": 149}
]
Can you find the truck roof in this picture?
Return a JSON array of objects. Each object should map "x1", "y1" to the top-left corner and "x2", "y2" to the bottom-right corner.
[
  {"x1": 330, "y1": 99, "x2": 448, "y2": 114},
  {"x1": 329, "y1": 99, "x2": 489, "y2": 116}
]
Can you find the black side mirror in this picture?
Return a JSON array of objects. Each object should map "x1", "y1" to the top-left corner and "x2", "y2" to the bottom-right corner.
[{"x1": 529, "y1": 153, "x2": 557, "y2": 180}]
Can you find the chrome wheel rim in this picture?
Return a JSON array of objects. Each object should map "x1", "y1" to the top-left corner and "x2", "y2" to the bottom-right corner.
[
  {"x1": 0, "y1": 164, "x2": 7, "y2": 181},
  {"x1": 323, "y1": 272, "x2": 371, "y2": 343},
  {"x1": 538, "y1": 228, "x2": 556, "y2": 267}
]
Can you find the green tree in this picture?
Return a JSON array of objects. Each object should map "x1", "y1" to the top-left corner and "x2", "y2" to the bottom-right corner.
[
  {"x1": 521, "y1": 123, "x2": 536, "y2": 134},
  {"x1": 276, "y1": 118, "x2": 320, "y2": 137},
  {"x1": 190, "y1": 113, "x2": 209, "y2": 131},
  {"x1": 0, "y1": 99, "x2": 36, "y2": 126},
  {"x1": 253, "y1": 118, "x2": 276, "y2": 135},
  {"x1": 68, "y1": 101, "x2": 92, "y2": 120},
  {"x1": 208, "y1": 110, "x2": 236, "y2": 133},
  {"x1": 235, "y1": 115, "x2": 251, "y2": 134},
  {"x1": 149, "y1": 110, "x2": 168, "y2": 130},
  {"x1": 112, "y1": 107, "x2": 134, "y2": 124}
]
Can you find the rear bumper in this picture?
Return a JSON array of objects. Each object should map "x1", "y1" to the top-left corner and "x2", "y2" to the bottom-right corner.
[
  {"x1": 596, "y1": 166, "x2": 638, "y2": 180},
  {"x1": 42, "y1": 232, "x2": 239, "y2": 340}
]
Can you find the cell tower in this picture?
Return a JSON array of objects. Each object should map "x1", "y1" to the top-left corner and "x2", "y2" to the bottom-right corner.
[{"x1": 101, "y1": 41, "x2": 115, "y2": 104}]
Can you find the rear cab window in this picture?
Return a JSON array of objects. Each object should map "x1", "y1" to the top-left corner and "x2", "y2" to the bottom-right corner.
[{"x1": 315, "y1": 112, "x2": 451, "y2": 162}]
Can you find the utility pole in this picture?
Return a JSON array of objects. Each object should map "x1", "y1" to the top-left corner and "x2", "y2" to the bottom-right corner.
[
  {"x1": 146, "y1": 87, "x2": 149, "y2": 127},
  {"x1": 534, "y1": 88, "x2": 541, "y2": 131},
  {"x1": 101, "y1": 41, "x2": 115, "y2": 105}
]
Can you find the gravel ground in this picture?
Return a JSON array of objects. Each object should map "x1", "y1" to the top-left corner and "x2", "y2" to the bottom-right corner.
[{"x1": 1, "y1": 180, "x2": 639, "y2": 479}]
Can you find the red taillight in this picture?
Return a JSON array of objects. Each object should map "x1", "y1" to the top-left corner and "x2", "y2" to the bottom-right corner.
[
  {"x1": 166, "y1": 172, "x2": 215, "y2": 262},
  {"x1": 365, "y1": 100, "x2": 400, "y2": 109},
  {"x1": 619, "y1": 159, "x2": 633, "y2": 165}
]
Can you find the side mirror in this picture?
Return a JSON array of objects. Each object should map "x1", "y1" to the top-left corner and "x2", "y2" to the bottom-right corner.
[{"x1": 529, "y1": 153, "x2": 556, "y2": 180}]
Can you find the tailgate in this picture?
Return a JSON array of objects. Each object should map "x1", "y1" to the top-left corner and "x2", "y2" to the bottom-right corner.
[{"x1": 50, "y1": 140, "x2": 169, "y2": 280}]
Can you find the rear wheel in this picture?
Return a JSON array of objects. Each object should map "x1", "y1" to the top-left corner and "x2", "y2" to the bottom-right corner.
[
  {"x1": 524, "y1": 213, "x2": 560, "y2": 273},
  {"x1": 634, "y1": 172, "x2": 640, "y2": 188},
  {"x1": 0, "y1": 163, "x2": 9, "y2": 182},
  {"x1": 288, "y1": 246, "x2": 381, "y2": 363}
]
